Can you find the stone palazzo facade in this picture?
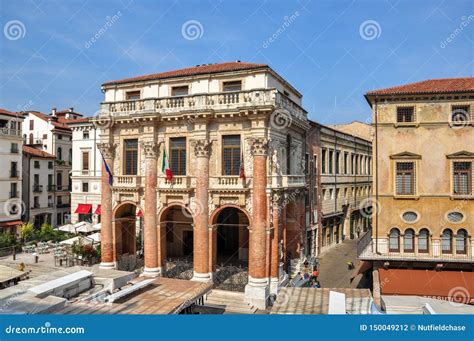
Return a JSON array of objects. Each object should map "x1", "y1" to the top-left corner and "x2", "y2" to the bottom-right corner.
[{"x1": 97, "y1": 62, "x2": 312, "y2": 308}]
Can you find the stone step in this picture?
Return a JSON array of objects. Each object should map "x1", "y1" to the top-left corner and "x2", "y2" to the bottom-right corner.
[
  {"x1": 207, "y1": 289, "x2": 245, "y2": 299},
  {"x1": 203, "y1": 302, "x2": 257, "y2": 314},
  {"x1": 204, "y1": 298, "x2": 255, "y2": 310}
]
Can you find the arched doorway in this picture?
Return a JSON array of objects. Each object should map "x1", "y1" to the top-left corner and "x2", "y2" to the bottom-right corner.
[
  {"x1": 113, "y1": 202, "x2": 141, "y2": 263},
  {"x1": 159, "y1": 204, "x2": 194, "y2": 279},
  {"x1": 212, "y1": 206, "x2": 250, "y2": 266},
  {"x1": 160, "y1": 205, "x2": 194, "y2": 258},
  {"x1": 210, "y1": 206, "x2": 250, "y2": 291}
]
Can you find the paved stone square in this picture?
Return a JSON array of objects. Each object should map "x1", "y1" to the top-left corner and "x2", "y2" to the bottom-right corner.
[{"x1": 317, "y1": 238, "x2": 370, "y2": 289}]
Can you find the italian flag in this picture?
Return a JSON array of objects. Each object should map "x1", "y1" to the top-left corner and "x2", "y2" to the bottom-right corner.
[{"x1": 162, "y1": 148, "x2": 173, "y2": 181}]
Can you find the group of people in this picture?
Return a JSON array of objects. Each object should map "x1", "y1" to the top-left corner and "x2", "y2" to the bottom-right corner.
[{"x1": 302, "y1": 262, "x2": 321, "y2": 288}]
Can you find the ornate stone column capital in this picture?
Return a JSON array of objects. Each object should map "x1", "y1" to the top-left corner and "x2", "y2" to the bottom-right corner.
[
  {"x1": 191, "y1": 139, "x2": 213, "y2": 158},
  {"x1": 249, "y1": 137, "x2": 269, "y2": 156},
  {"x1": 142, "y1": 140, "x2": 162, "y2": 159},
  {"x1": 97, "y1": 142, "x2": 117, "y2": 159},
  {"x1": 271, "y1": 190, "x2": 283, "y2": 207}
]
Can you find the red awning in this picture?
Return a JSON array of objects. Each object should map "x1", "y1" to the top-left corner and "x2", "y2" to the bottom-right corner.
[
  {"x1": 75, "y1": 204, "x2": 92, "y2": 214},
  {"x1": 94, "y1": 205, "x2": 101, "y2": 215},
  {"x1": 137, "y1": 209, "x2": 143, "y2": 217},
  {"x1": 379, "y1": 269, "x2": 474, "y2": 305}
]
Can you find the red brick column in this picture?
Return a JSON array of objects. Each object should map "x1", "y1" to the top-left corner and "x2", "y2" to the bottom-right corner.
[
  {"x1": 245, "y1": 138, "x2": 269, "y2": 309},
  {"x1": 98, "y1": 142, "x2": 116, "y2": 269},
  {"x1": 192, "y1": 140, "x2": 212, "y2": 282},
  {"x1": 270, "y1": 192, "x2": 281, "y2": 278},
  {"x1": 142, "y1": 141, "x2": 160, "y2": 277}
]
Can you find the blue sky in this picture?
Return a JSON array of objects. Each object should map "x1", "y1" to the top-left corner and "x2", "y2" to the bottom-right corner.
[{"x1": 0, "y1": 0, "x2": 473, "y2": 124}]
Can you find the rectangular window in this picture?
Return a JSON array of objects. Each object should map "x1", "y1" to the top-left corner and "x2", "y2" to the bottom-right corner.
[
  {"x1": 10, "y1": 183, "x2": 17, "y2": 198},
  {"x1": 396, "y1": 162, "x2": 415, "y2": 195},
  {"x1": 223, "y1": 80, "x2": 242, "y2": 92},
  {"x1": 322, "y1": 149, "x2": 327, "y2": 174},
  {"x1": 344, "y1": 152, "x2": 348, "y2": 174},
  {"x1": 124, "y1": 139, "x2": 138, "y2": 175},
  {"x1": 82, "y1": 182, "x2": 89, "y2": 192},
  {"x1": 126, "y1": 90, "x2": 141, "y2": 100},
  {"x1": 10, "y1": 162, "x2": 17, "y2": 177},
  {"x1": 58, "y1": 134, "x2": 62, "y2": 140},
  {"x1": 170, "y1": 137, "x2": 186, "y2": 176},
  {"x1": 335, "y1": 151, "x2": 340, "y2": 174},
  {"x1": 82, "y1": 151, "x2": 89, "y2": 171},
  {"x1": 29, "y1": 120, "x2": 34, "y2": 130},
  {"x1": 328, "y1": 150, "x2": 333, "y2": 174},
  {"x1": 57, "y1": 213, "x2": 62, "y2": 226},
  {"x1": 453, "y1": 162, "x2": 472, "y2": 195},
  {"x1": 48, "y1": 174, "x2": 53, "y2": 190},
  {"x1": 34, "y1": 196, "x2": 39, "y2": 208},
  {"x1": 48, "y1": 161, "x2": 53, "y2": 169},
  {"x1": 397, "y1": 106, "x2": 415, "y2": 123},
  {"x1": 83, "y1": 131, "x2": 89, "y2": 139},
  {"x1": 34, "y1": 160, "x2": 40, "y2": 169},
  {"x1": 171, "y1": 86, "x2": 189, "y2": 97},
  {"x1": 10, "y1": 143, "x2": 18, "y2": 153},
  {"x1": 222, "y1": 135, "x2": 241, "y2": 176}
]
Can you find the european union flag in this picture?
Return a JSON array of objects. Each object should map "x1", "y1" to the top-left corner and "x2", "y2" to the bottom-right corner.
[{"x1": 100, "y1": 152, "x2": 113, "y2": 186}]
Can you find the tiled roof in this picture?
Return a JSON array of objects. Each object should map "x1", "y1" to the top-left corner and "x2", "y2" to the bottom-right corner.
[
  {"x1": 28, "y1": 111, "x2": 72, "y2": 131},
  {"x1": 23, "y1": 145, "x2": 56, "y2": 158},
  {"x1": 102, "y1": 61, "x2": 268, "y2": 86},
  {"x1": 0, "y1": 108, "x2": 22, "y2": 118},
  {"x1": 366, "y1": 77, "x2": 474, "y2": 95}
]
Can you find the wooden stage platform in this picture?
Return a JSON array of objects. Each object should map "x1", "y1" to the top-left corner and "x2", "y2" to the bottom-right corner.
[{"x1": 53, "y1": 277, "x2": 212, "y2": 315}]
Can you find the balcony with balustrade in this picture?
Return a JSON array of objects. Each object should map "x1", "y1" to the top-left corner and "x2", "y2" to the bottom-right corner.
[
  {"x1": 157, "y1": 176, "x2": 194, "y2": 190},
  {"x1": 114, "y1": 176, "x2": 143, "y2": 190},
  {"x1": 100, "y1": 89, "x2": 307, "y2": 123},
  {"x1": 358, "y1": 232, "x2": 474, "y2": 263}
]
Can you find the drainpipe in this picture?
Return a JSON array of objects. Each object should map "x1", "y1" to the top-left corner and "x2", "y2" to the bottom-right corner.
[{"x1": 374, "y1": 97, "x2": 379, "y2": 254}]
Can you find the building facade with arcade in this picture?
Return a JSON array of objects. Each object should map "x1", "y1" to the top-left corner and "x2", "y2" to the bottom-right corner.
[{"x1": 97, "y1": 62, "x2": 310, "y2": 308}]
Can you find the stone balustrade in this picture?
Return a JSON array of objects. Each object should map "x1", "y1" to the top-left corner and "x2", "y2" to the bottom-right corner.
[
  {"x1": 115, "y1": 175, "x2": 142, "y2": 189},
  {"x1": 101, "y1": 89, "x2": 307, "y2": 122}
]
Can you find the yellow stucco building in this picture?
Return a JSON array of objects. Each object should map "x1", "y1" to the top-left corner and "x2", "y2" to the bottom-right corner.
[{"x1": 360, "y1": 78, "x2": 473, "y2": 271}]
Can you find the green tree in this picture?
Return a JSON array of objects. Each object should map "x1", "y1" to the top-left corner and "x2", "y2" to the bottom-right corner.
[{"x1": 20, "y1": 222, "x2": 34, "y2": 242}]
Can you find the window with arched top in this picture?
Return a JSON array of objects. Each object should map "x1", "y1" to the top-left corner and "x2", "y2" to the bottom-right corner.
[
  {"x1": 57, "y1": 147, "x2": 62, "y2": 160},
  {"x1": 389, "y1": 228, "x2": 400, "y2": 252},
  {"x1": 404, "y1": 228, "x2": 415, "y2": 252},
  {"x1": 456, "y1": 229, "x2": 468, "y2": 255},
  {"x1": 441, "y1": 229, "x2": 453, "y2": 254},
  {"x1": 418, "y1": 228, "x2": 429, "y2": 253}
]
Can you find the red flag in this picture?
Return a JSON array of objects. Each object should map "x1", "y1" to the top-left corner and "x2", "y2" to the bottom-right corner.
[{"x1": 239, "y1": 151, "x2": 246, "y2": 181}]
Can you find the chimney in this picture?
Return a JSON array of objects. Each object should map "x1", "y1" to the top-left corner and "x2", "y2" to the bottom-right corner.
[
  {"x1": 51, "y1": 108, "x2": 57, "y2": 117},
  {"x1": 69, "y1": 107, "x2": 74, "y2": 113}
]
